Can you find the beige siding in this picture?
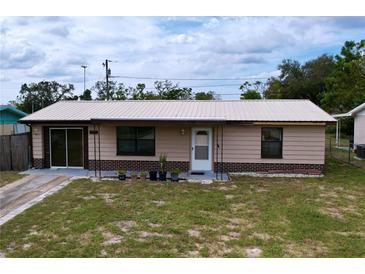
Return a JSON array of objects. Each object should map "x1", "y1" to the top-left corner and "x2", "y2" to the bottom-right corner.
[
  {"x1": 89, "y1": 123, "x2": 191, "y2": 161},
  {"x1": 31, "y1": 122, "x2": 326, "y2": 166},
  {"x1": 32, "y1": 124, "x2": 43, "y2": 159},
  {"x1": 215, "y1": 125, "x2": 325, "y2": 164},
  {"x1": 354, "y1": 111, "x2": 365, "y2": 146}
]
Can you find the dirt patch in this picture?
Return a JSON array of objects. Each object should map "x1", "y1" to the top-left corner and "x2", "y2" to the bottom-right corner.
[
  {"x1": 228, "y1": 217, "x2": 253, "y2": 229},
  {"x1": 342, "y1": 205, "x2": 362, "y2": 216},
  {"x1": 256, "y1": 188, "x2": 268, "y2": 193},
  {"x1": 229, "y1": 231, "x2": 241, "y2": 238},
  {"x1": 187, "y1": 229, "x2": 201, "y2": 237},
  {"x1": 148, "y1": 223, "x2": 162, "y2": 228},
  {"x1": 220, "y1": 231, "x2": 241, "y2": 241},
  {"x1": 231, "y1": 203, "x2": 246, "y2": 211},
  {"x1": 333, "y1": 231, "x2": 365, "y2": 238},
  {"x1": 113, "y1": 220, "x2": 137, "y2": 232},
  {"x1": 22, "y1": 243, "x2": 32, "y2": 250},
  {"x1": 251, "y1": 232, "x2": 272, "y2": 241},
  {"x1": 186, "y1": 250, "x2": 200, "y2": 257},
  {"x1": 345, "y1": 194, "x2": 356, "y2": 201},
  {"x1": 319, "y1": 192, "x2": 338, "y2": 199},
  {"x1": 29, "y1": 229, "x2": 39, "y2": 236},
  {"x1": 83, "y1": 195, "x2": 97, "y2": 200},
  {"x1": 245, "y1": 247, "x2": 262, "y2": 258},
  {"x1": 102, "y1": 231, "x2": 123, "y2": 245},
  {"x1": 198, "y1": 241, "x2": 233, "y2": 257},
  {"x1": 225, "y1": 195, "x2": 234, "y2": 199},
  {"x1": 100, "y1": 249, "x2": 107, "y2": 257},
  {"x1": 151, "y1": 200, "x2": 165, "y2": 207},
  {"x1": 218, "y1": 186, "x2": 229, "y2": 191},
  {"x1": 285, "y1": 241, "x2": 328, "y2": 257},
  {"x1": 139, "y1": 231, "x2": 172, "y2": 238},
  {"x1": 319, "y1": 207, "x2": 344, "y2": 219},
  {"x1": 99, "y1": 193, "x2": 117, "y2": 204}
]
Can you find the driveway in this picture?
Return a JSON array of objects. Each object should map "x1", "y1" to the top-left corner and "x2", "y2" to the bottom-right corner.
[{"x1": 0, "y1": 174, "x2": 70, "y2": 224}]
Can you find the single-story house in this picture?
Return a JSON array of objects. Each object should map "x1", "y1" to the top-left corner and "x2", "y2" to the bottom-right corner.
[
  {"x1": 333, "y1": 102, "x2": 365, "y2": 149},
  {"x1": 0, "y1": 105, "x2": 29, "y2": 135},
  {"x1": 20, "y1": 100, "x2": 335, "y2": 175}
]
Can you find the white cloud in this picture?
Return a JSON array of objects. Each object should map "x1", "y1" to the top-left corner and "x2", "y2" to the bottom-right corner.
[{"x1": 0, "y1": 16, "x2": 364, "y2": 103}]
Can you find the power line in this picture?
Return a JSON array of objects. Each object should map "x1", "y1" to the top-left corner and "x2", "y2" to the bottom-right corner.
[
  {"x1": 109, "y1": 75, "x2": 270, "y2": 81},
  {"x1": 144, "y1": 83, "x2": 240, "y2": 89}
]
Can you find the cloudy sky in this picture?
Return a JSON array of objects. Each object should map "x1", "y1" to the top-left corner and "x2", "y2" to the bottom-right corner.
[{"x1": 0, "y1": 16, "x2": 364, "y2": 103}]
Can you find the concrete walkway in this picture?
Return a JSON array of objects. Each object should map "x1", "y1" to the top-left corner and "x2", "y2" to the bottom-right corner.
[{"x1": 0, "y1": 174, "x2": 71, "y2": 225}]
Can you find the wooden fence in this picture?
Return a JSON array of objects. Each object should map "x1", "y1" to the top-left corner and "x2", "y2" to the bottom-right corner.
[{"x1": 0, "y1": 133, "x2": 31, "y2": 171}]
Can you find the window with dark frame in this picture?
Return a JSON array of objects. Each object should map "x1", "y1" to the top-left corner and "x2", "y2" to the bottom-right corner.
[
  {"x1": 117, "y1": 126, "x2": 155, "y2": 156},
  {"x1": 261, "y1": 127, "x2": 283, "y2": 159}
]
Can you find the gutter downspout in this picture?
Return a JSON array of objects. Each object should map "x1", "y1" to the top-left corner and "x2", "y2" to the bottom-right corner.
[
  {"x1": 215, "y1": 126, "x2": 218, "y2": 180},
  {"x1": 98, "y1": 124, "x2": 101, "y2": 178},
  {"x1": 221, "y1": 125, "x2": 223, "y2": 181},
  {"x1": 93, "y1": 124, "x2": 97, "y2": 178}
]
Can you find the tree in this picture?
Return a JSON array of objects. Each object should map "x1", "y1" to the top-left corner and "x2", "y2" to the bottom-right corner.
[
  {"x1": 240, "y1": 81, "x2": 263, "y2": 99},
  {"x1": 194, "y1": 91, "x2": 217, "y2": 100},
  {"x1": 129, "y1": 83, "x2": 159, "y2": 100},
  {"x1": 16, "y1": 81, "x2": 75, "y2": 113},
  {"x1": 154, "y1": 80, "x2": 193, "y2": 100},
  {"x1": 93, "y1": 81, "x2": 128, "y2": 100},
  {"x1": 321, "y1": 40, "x2": 365, "y2": 113},
  {"x1": 79, "y1": 89, "x2": 92, "y2": 100},
  {"x1": 264, "y1": 56, "x2": 335, "y2": 105}
]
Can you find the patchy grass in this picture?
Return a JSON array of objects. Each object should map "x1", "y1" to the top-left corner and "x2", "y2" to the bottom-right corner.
[
  {"x1": 0, "y1": 158, "x2": 364, "y2": 257},
  {"x1": 0, "y1": 171, "x2": 25, "y2": 188}
]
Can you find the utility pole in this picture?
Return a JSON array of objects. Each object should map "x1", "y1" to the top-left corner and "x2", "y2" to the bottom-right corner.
[
  {"x1": 81, "y1": 65, "x2": 87, "y2": 92},
  {"x1": 103, "y1": 59, "x2": 112, "y2": 100}
]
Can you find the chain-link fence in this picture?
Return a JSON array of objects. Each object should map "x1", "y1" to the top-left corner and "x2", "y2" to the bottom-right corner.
[{"x1": 326, "y1": 135, "x2": 365, "y2": 169}]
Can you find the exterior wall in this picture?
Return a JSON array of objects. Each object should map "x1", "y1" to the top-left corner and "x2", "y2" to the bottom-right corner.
[
  {"x1": 354, "y1": 110, "x2": 365, "y2": 146},
  {"x1": 88, "y1": 123, "x2": 191, "y2": 162},
  {"x1": 30, "y1": 122, "x2": 326, "y2": 173},
  {"x1": 214, "y1": 125, "x2": 325, "y2": 165},
  {"x1": 32, "y1": 124, "x2": 43, "y2": 159}
]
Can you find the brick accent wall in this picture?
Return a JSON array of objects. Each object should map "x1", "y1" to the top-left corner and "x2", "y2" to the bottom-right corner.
[
  {"x1": 89, "y1": 160, "x2": 190, "y2": 171},
  {"x1": 33, "y1": 158, "x2": 44, "y2": 169},
  {"x1": 214, "y1": 162, "x2": 324, "y2": 174}
]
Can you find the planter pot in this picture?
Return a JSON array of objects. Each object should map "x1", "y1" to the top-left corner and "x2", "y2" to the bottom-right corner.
[
  {"x1": 171, "y1": 173, "x2": 179, "y2": 182},
  {"x1": 159, "y1": 171, "x2": 167, "y2": 181},
  {"x1": 149, "y1": 171, "x2": 158, "y2": 181},
  {"x1": 140, "y1": 176, "x2": 147, "y2": 181},
  {"x1": 118, "y1": 174, "x2": 126, "y2": 181},
  {"x1": 131, "y1": 176, "x2": 138, "y2": 181}
]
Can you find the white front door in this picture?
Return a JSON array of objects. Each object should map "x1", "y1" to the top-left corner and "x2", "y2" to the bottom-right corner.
[{"x1": 191, "y1": 128, "x2": 212, "y2": 171}]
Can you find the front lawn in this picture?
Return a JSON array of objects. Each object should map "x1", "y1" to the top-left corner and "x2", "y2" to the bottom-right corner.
[
  {"x1": 0, "y1": 158, "x2": 364, "y2": 257},
  {"x1": 0, "y1": 171, "x2": 25, "y2": 188}
]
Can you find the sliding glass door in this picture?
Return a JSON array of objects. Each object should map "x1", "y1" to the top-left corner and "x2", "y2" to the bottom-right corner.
[{"x1": 50, "y1": 128, "x2": 83, "y2": 167}]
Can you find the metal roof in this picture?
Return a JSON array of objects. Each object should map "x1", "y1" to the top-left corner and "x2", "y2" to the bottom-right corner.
[
  {"x1": 332, "y1": 102, "x2": 365, "y2": 118},
  {"x1": 20, "y1": 100, "x2": 336, "y2": 123},
  {"x1": 0, "y1": 105, "x2": 28, "y2": 117}
]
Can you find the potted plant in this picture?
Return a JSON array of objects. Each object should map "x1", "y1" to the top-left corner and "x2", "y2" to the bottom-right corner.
[
  {"x1": 170, "y1": 168, "x2": 180, "y2": 182},
  {"x1": 159, "y1": 153, "x2": 167, "y2": 181},
  {"x1": 140, "y1": 171, "x2": 147, "y2": 180},
  {"x1": 117, "y1": 170, "x2": 126, "y2": 181},
  {"x1": 131, "y1": 171, "x2": 138, "y2": 181},
  {"x1": 149, "y1": 170, "x2": 158, "y2": 181}
]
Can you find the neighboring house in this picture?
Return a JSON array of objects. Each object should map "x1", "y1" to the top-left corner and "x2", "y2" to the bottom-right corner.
[
  {"x1": 333, "y1": 102, "x2": 365, "y2": 149},
  {"x1": 20, "y1": 100, "x2": 335, "y2": 174},
  {"x1": 0, "y1": 105, "x2": 29, "y2": 135}
]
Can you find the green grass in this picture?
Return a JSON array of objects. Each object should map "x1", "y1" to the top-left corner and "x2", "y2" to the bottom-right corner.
[
  {"x1": 0, "y1": 171, "x2": 25, "y2": 188},
  {"x1": 0, "y1": 158, "x2": 364, "y2": 257}
]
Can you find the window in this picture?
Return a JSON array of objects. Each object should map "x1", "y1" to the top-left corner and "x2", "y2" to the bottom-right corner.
[
  {"x1": 117, "y1": 127, "x2": 155, "y2": 156},
  {"x1": 261, "y1": 127, "x2": 283, "y2": 159}
]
